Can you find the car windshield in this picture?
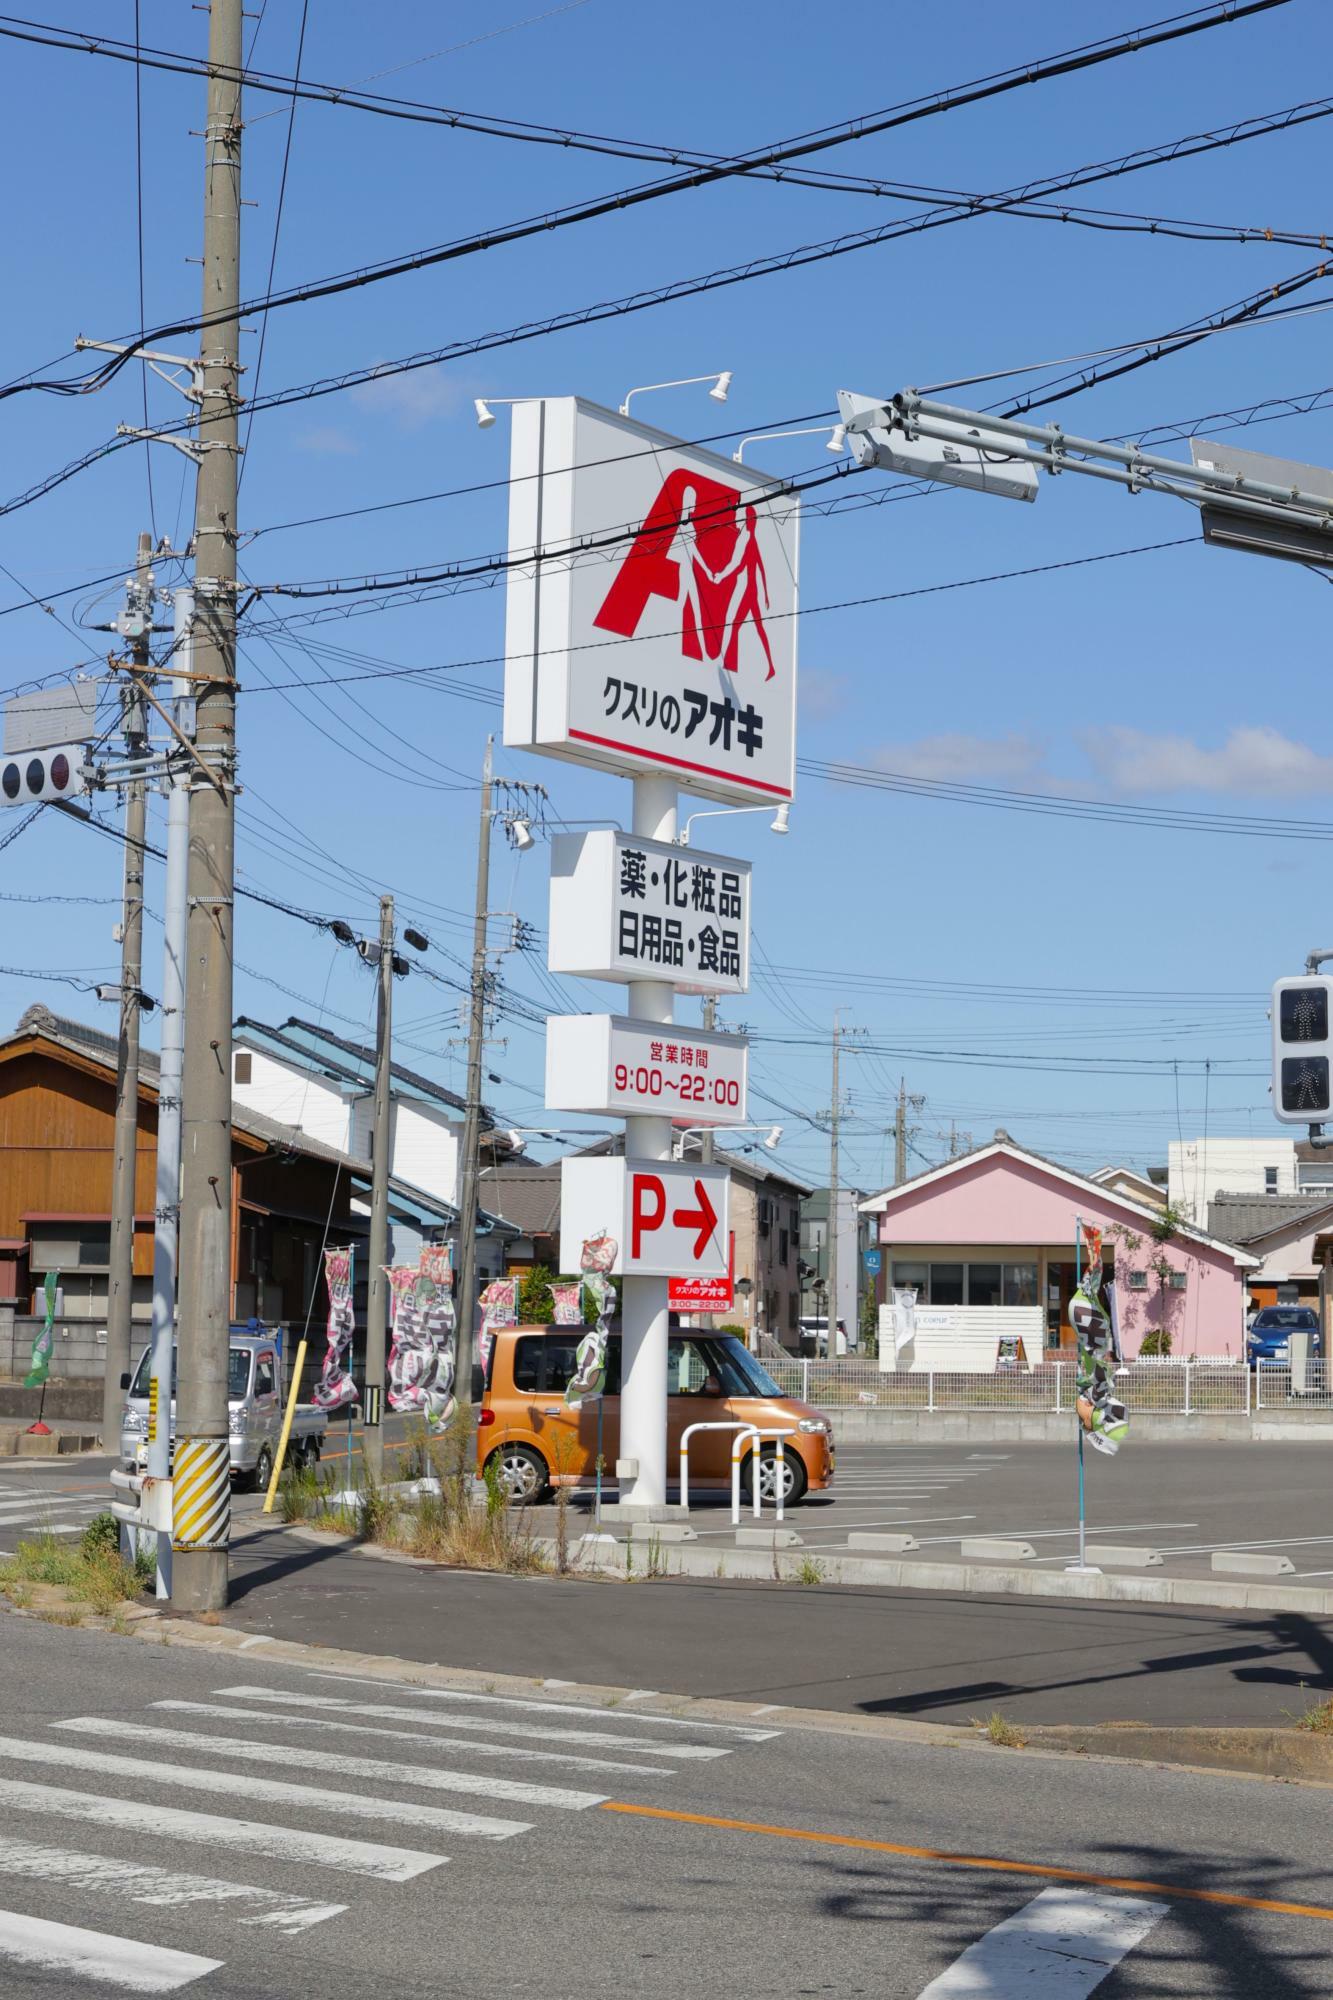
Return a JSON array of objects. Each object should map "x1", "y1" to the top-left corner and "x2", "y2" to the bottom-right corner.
[
  {"x1": 129, "y1": 1346, "x2": 251, "y2": 1399},
  {"x1": 710, "y1": 1336, "x2": 783, "y2": 1398},
  {"x1": 1255, "y1": 1309, "x2": 1314, "y2": 1329}
]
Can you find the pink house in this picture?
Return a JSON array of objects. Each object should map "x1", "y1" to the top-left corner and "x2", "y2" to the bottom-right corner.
[{"x1": 861, "y1": 1135, "x2": 1258, "y2": 1360}]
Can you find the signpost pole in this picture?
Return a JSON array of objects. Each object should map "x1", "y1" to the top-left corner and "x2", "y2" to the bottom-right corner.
[
  {"x1": 619, "y1": 775, "x2": 676, "y2": 1513},
  {"x1": 1074, "y1": 1217, "x2": 1087, "y2": 1571}
]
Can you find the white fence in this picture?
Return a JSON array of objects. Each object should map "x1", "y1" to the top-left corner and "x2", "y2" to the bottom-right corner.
[{"x1": 763, "y1": 1356, "x2": 1333, "y2": 1415}]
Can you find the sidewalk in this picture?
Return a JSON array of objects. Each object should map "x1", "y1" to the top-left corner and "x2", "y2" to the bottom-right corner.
[{"x1": 217, "y1": 1517, "x2": 1333, "y2": 1732}]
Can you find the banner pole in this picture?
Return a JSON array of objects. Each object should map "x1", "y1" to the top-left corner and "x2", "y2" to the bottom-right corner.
[{"x1": 1075, "y1": 1217, "x2": 1087, "y2": 1570}]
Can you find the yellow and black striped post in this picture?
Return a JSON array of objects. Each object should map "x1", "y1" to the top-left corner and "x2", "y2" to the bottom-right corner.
[{"x1": 171, "y1": 1438, "x2": 231, "y2": 1551}]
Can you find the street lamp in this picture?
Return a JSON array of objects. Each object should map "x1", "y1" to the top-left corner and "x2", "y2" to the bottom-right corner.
[
  {"x1": 679, "y1": 802, "x2": 789, "y2": 845},
  {"x1": 673, "y1": 1123, "x2": 782, "y2": 1158},
  {"x1": 619, "y1": 371, "x2": 732, "y2": 420},
  {"x1": 733, "y1": 424, "x2": 846, "y2": 464}
]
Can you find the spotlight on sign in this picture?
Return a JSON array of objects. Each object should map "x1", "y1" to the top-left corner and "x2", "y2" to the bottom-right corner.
[
  {"x1": 474, "y1": 399, "x2": 496, "y2": 429},
  {"x1": 710, "y1": 371, "x2": 732, "y2": 404},
  {"x1": 770, "y1": 803, "x2": 790, "y2": 835}
]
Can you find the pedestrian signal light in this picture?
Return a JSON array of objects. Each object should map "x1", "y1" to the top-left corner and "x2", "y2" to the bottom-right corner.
[{"x1": 1271, "y1": 976, "x2": 1333, "y2": 1122}]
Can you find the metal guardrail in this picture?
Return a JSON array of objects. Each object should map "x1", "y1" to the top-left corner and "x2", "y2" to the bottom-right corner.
[
  {"x1": 109, "y1": 1467, "x2": 173, "y2": 1533},
  {"x1": 760, "y1": 1357, "x2": 1332, "y2": 1416}
]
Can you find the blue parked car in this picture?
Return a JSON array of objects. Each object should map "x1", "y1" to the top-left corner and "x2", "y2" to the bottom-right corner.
[{"x1": 1247, "y1": 1305, "x2": 1321, "y2": 1366}]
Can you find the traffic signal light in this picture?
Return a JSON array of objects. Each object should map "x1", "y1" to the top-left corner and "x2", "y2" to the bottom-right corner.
[
  {"x1": 1271, "y1": 976, "x2": 1333, "y2": 1122},
  {"x1": 0, "y1": 744, "x2": 89, "y2": 807}
]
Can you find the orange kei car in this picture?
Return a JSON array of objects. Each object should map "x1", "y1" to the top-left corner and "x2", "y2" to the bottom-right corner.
[{"x1": 477, "y1": 1324, "x2": 835, "y2": 1506}]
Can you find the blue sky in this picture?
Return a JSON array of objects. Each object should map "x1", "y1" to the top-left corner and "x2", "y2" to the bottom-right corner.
[{"x1": 3, "y1": 0, "x2": 1332, "y2": 1191}]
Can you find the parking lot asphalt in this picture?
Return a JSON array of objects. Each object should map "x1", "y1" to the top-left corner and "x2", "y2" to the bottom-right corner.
[{"x1": 529, "y1": 1439, "x2": 1333, "y2": 1583}]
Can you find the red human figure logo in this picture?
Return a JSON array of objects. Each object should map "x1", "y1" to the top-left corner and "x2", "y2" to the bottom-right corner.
[{"x1": 594, "y1": 471, "x2": 778, "y2": 680}]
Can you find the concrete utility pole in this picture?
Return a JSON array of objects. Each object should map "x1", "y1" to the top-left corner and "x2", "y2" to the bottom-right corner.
[
  {"x1": 143, "y1": 586, "x2": 194, "y2": 1599},
  {"x1": 174, "y1": 0, "x2": 242, "y2": 1613},
  {"x1": 104, "y1": 533, "x2": 153, "y2": 1450},
  {"x1": 454, "y1": 737, "x2": 494, "y2": 1408},
  {"x1": 827, "y1": 1015, "x2": 841, "y2": 1357},
  {"x1": 363, "y1": 895, "x2": 395, "y2": 1478}
]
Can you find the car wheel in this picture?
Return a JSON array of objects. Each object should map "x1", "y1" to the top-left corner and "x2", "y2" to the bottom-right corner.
[
  {"x1": 488, "y1": 1444, "x2": 549, "y2": 1505},
  {"x1": 243, "y1": 1444, "x2": 274, "y2": 1495},
  {"x1": 742, "y1": 1444, "x2": 809, "y2": 1508}
]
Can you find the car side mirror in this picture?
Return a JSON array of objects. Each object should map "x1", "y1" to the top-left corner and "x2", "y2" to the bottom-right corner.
[{"x1": 119, "y1": 1371, "x2": 131, "y2": 1391}]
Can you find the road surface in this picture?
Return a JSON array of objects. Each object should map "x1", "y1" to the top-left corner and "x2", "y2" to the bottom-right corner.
[{"x1": 0, "y1": 1609, "x2": 1328, "y2": 1996}]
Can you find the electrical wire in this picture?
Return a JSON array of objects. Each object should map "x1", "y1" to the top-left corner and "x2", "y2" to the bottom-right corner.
[
  {"x1": 238, "y1": 0, "x2": 309, "y2": 489},
  {"x1": 130, "y1": 0, "x2": 155, "y2": 539},
  {"x1": 0, "y1": 0, "x2": 1295, "y2": 402}
]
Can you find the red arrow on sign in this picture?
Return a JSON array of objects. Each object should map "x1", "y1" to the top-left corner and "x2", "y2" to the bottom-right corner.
[{"x1": 672, "y1": 1177, "x2": 718, "y2": 1260}]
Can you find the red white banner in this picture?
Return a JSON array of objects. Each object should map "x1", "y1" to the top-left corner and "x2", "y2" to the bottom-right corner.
[{"x1": 669, "y1": 1233, "x2": 735, "y2": 1315}]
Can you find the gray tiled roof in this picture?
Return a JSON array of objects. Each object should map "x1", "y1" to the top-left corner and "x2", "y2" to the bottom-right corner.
[{"x1": 1207, "y1": 1191, "x2": 1333, "y2": 1245}]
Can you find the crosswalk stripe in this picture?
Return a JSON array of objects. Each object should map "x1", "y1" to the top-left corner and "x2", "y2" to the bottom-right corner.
[
  {"x1": 0, "y1": 1908, "x2": 221, "y2": 1993},
  {"x1": 214, "y1": 1687, "x2": 731, "y2": 1759},
  {"x1": 154, "y1": 1702, "x2": 680, "y2": 1779},
  {"x1": 0, "y1": 1734, "x2": 529, "y2": 1841},
  {"x1": 57, "y1": 1717, "x2": 607, "y2": 1811},
  {"x1": 0, "y1": 1835, "x2": 346, "y2": 1936},
  {"x1": 915, "y1": 1887, "x2": 1168, "y2": 1997},
  {"x1": 303, "y1": 1674, "x2": 780, "y2": 1738},
  {"x1": 0, "y1": 1498, "x2": 97, "y2": 1521},
  {"x1": 0, "y1": 1775, "x2": 446, "y2": 1882}
]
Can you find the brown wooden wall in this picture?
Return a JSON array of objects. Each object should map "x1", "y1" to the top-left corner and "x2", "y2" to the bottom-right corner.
[{"x1": 0, "y1": 1046, "x2": 158, "y2": 1238}]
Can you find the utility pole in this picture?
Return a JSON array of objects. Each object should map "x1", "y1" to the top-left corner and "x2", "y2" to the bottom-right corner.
[
  {"x1": 363, "y1": 895, "x2": 395, "y2": 1478},
  {"x1": 143, "y1": 586, "x2": 194, "y2": 1600},
  {"x1": 103, "y1": 533, "x2": 153, "y2": 1452},
  {"x1": 893, "y1": 1078, "x2": 927, "y2": 1184},
  {"x1": 454, "y1": 737, "x2": 494, "y2": 1408},
  {"x1": 174, "y1": 0, "x2": 242, "y2": 1613},
  {"x1": 827, "y1": 1014, "x2": 841, "y2": 1358}
]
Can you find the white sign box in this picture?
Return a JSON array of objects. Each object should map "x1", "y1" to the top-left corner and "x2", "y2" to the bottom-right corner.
[
  {"x1": 503, "y1": 397, "x2": 798, "y2": 807},
  {"x1": 548, "y1": 830, "x2": 750, "y2": 994},
  {"x1": 545, "y1": 1013, "x2": 748, "y2": 1124},
  {"x1": 560, "y1": 1157, "x2": 730, "y2": 1280}
]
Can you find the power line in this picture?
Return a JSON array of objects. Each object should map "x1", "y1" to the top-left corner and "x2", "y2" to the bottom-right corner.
[
  {"x1": 237, "y1": 0, "x2": 310, "y2": 487},
  {"x1": 3, "y1": 88, "x2": 1327, "y2": 525},
  {"x1": 0, "y1": 1, "x2": 1295, "y2": 401}
]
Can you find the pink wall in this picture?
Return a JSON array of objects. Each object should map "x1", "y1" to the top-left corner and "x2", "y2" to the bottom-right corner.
[{"x1": 876, "y1": 1151, "x2": 1247, "y2": 1358}]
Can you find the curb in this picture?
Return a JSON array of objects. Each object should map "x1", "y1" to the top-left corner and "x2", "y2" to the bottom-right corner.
[
  {"x1": 547, "y1": 1532, "x2": 1333, "y2": 1616},
  {"x1": 284, "y1": 1517, "x2": 1333, "y2": 1616},
  {"x1": 1019, "y1": 1723, "x2": 1333, "y2": 1782}
]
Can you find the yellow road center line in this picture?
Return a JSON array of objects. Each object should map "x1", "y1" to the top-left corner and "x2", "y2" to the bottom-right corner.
[{"x1": 599, "y1": 1801, "x2": 1333, "y2": 1923}]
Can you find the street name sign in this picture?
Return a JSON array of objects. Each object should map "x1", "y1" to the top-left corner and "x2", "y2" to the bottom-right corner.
[
  {"x1": 545, "y1": 1013, "x2": 748, "y2": 1124},
  {"x1": 548, "y1": 830, "x2": 750, "y2": 994},
  {"x1": 502, "y1": 397, "x2": 798, "y2": 805},
  {"x1": 560, "y1": 1157, "x2": 730, "y2": 1279}
]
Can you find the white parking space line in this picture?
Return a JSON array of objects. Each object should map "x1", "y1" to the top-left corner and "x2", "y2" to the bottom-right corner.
[
  {"x1": 296, "y1": 1677, "x2": 779, "y2": 1739},
  {"x1": 915, "y1": 1888, "x2": 1168, "y2": 1998},
  {"x1": 56, "y1": 1718, "x2": 606, "y2": 1811},
  {"x1": 154, "y1": 1701, "x2": 679, "y2": 1778},
  {"x1": 0, "y1": 1736, "x2": 528, "y2": 1842},
  {"x1": 918, "y1": 1520, "x2": 1198, "y2": 1550},
  {"x1": 211, "y1": 1688, "x2": 734, "y2": 1759},
  {"x1": 0, "y1": 1836, "x2": 346, "y2": 1935},
  {"x1": 1150, "y1": 1534, "x2": 1333, "y2": 1558},
  {"x1": 0, "y1": 1776, "x2": 441, "y2": 1881},
  {"x1": 0, "y1": 1909, "x2": 222, "y2": 1994}
]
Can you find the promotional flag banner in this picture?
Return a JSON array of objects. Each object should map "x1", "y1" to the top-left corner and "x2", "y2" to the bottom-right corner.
[
  {"x1": 477, "y1": 1277, "x2": 519, "y2": 1379},
  {"x1": 386, "y1": 1248, "x2": 457, "y2": 1433},
  {"x1": 566, "y1": 1233, "x2": 617, "y2": 1409},
  {"x1": 313, "y1": 1245, "x2": 359, "y2": 1412},
  {"x1": 23, "y1": 1269, "x2": 58, "y2": 1389},
  {"x1": 1070, "y1": 1222, "x2": 1128, "y2": 1456},
  {"x1": 550, "y1": 1281, "x2": 583, "y2": 1327}
]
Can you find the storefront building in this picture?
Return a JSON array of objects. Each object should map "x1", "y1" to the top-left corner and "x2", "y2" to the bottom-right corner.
[{"x1": 861, "y1": 1135, "x2": 1257, "y2": 1361}]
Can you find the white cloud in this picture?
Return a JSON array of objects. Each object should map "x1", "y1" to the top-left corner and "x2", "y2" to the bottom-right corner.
[
  {"x1": 800, "y1": 668, "x2": 850, "y2": 719},
  {"x1": 1080, "y1": 725, "x2": 1333, "y2": 798},
  {"x1": 295, "y1": 425, "x2": 358, "y2": 455},
  {"x1": 872, "y1": 731, "x2": 1048, "y2": 784},
  {"x1": 349, "y1": 368, "x2": 469, "y2": 427}
]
